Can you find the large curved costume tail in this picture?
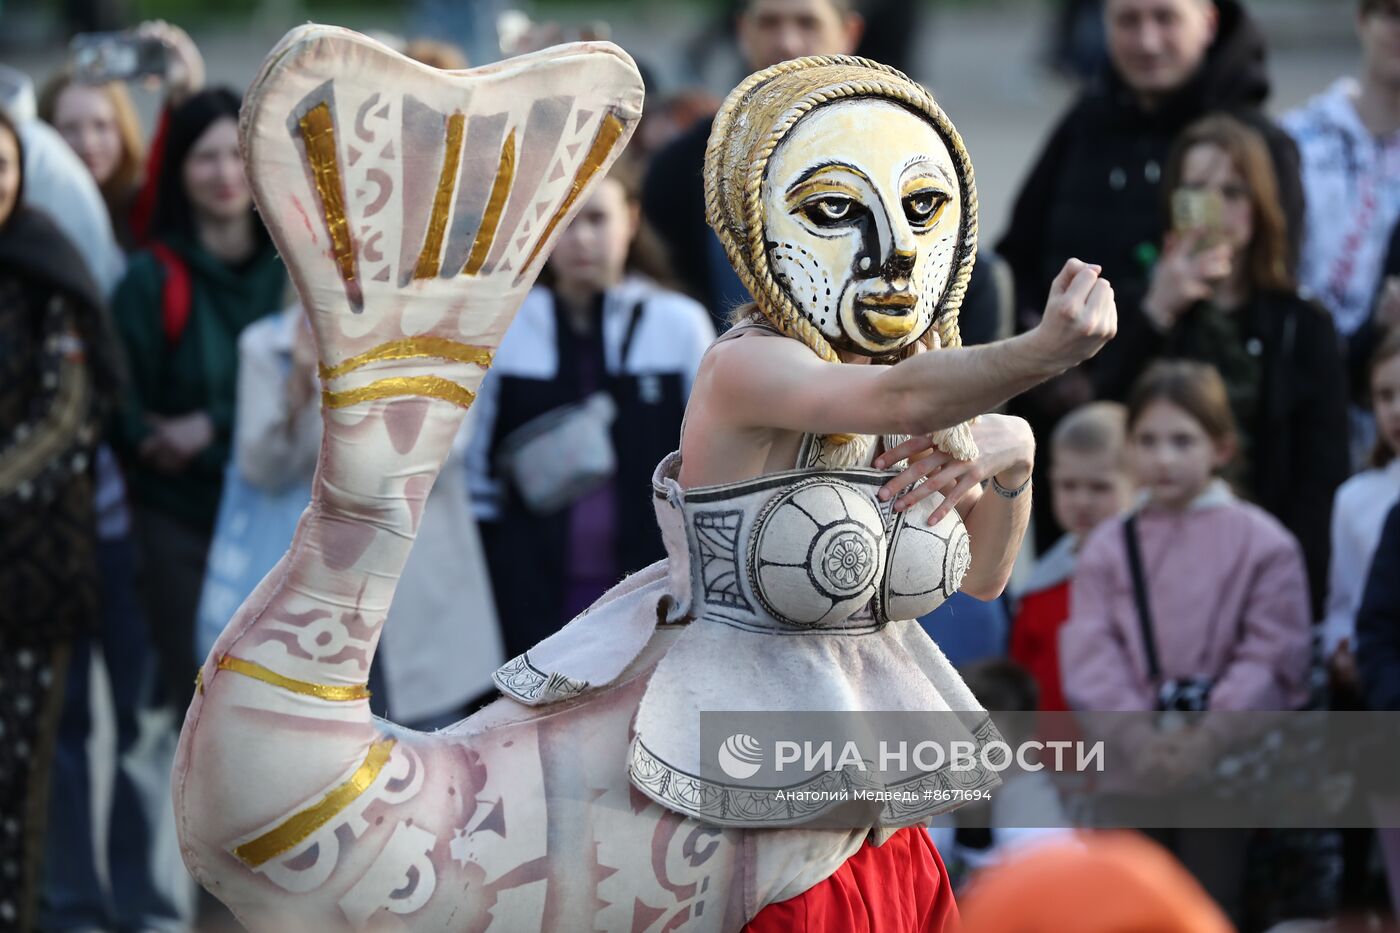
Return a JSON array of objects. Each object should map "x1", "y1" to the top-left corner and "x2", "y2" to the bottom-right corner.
[{"x1": 168, "y1": 28, "x2": 744, "y2": 930}]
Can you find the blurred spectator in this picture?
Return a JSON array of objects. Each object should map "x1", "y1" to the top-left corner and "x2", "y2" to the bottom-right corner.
[
  {"x1": 1094, "y1": 114, "x2": 1349, "y2": 615},
  {"x1": 958, "y1": 831, "x2": 1234, "y2": 933},
  {"x1": 998, "y1": 0, "x2": 1304, "y2": 553},
  {"x1": 1281, "y1": 0, "x2": 1400, "y2": 357},
  {"x1": 0, "y1": 108, "x2": 123, "y2": 933},
  {"x1": 1329, "y1": 331, "x2": 1400, "y2": 698},
  {"x1": 37, "y1": 77, "x2": 144, "y2": 249},
  {"x1": 633, "y1": 89, "x2": 720, "y2": 166},
  {"x1": 110, "y1": 88, "x2": 284, "y2": 711},
  {"x1": 402, "y1": 37, "x2": 469, "y2": 69},
  {"x1": 1283, "y1": 0, "x2": 1400, "y2": 473},
  {"x1": 1048, "y1": 0, "x2": 1108, "y2": 82},
  {"x1": 41, "y1": 22, "x2": 206, "y2": 252},
  {"x1": 999, "y1": 0, "x2": 1303, "y2": 323},
  {"x1": 853, "y1": 0, "x2": 923, "y2": 78},
  {"x1": 642, "y1": 0, "x2": 861, "y2": 328},
  {"x1": 917, "y1": 593, "x2": 1010, "y2": 669},
  {"x1": 1010, "y1": 401, "x2": 1131, "y2": 712},
  {"x1": 1356, "y1": 498, "x2": 1400, "y2": 913},
  {"x1": 468, "y1": 162, "x2": 714, "y2": 658},
  {"x1": 32, "y1": 25, "x2": 208, "y2": 933},
  {"x1": 1351, "y1": 222, "x2": 1400, "y2": 409},
  {"x1": 1060, "y1": 361, "x2": 1312, "y2": 923},
  {"x1": 193, "y1": 302, "x2": 503, "y2": 729},
  {"x1": 0, "y1": 65, "x2": 123, "y2": 294},
  {"x1": 643, "y1": 0, "x2": 1007, "y2": 345}
]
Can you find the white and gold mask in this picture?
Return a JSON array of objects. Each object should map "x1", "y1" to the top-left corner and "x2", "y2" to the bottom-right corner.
[
  {"x1": 704, "y1": 55, "x2": 979, "y2": 457},
  {"x1": 764, "y1": 98, "x2": 962, "y2": 356},
  {"x1": 705, "y1": 55, "x2": 977, "y2": 362}
]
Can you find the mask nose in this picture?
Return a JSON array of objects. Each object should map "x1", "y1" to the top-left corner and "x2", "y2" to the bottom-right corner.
[
  {"x1": 854, "y1": 210, "x2": 919, "y2": 282},
  {"x1": 883, "y1": 247, "x2": 916, "y2": 282}
]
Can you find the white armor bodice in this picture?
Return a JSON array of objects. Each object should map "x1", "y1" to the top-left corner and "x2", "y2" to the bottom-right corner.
[{"x1": 656, "y1": 455, "x2": 970, "y2": 635}]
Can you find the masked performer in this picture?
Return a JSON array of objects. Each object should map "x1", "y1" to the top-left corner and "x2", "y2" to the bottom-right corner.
[{"x1": 174, "y1": 26, "x2": 1115, "y2": 932}]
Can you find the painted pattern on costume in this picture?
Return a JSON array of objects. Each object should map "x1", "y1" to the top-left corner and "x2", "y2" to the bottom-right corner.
[
  {"x1": 172, "y1": 28, "x2": 750, "y2": 932},
  {"x1": 175, "y1": 41, "x2": 1004, "y2": 932}
]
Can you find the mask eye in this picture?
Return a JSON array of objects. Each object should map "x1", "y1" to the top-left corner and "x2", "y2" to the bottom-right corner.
[
  {"x1": 903, "y1": 189, "x2": 948, "y2": 229},
  {"x1": 799, "y1": 195, "x2": 861, "y2": 228}
]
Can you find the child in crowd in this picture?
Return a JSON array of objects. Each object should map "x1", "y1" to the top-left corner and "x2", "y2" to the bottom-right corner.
[
  {"x1": 1325, "y1": 328, "x2": 1400, "y2": 701},
  {"x1": 1060, "y1": 360, "x2": 1313, "y2": 925},
  {"x1": 1010, "y1": 401, "x2": 1133, "y2": 711}
]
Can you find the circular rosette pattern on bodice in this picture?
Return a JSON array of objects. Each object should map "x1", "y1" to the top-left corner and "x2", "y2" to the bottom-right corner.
[{"x1": 749, "y1": 479, "x2": 887, "y2": 628}]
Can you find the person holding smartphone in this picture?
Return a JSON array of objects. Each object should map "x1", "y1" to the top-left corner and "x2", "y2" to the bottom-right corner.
[
  {"x1": 1094, "y1": 114, "x2": 1349, "y2": 615},
  {"x1": 41, "y1": 21, "x2": 206, "y2": 251}
]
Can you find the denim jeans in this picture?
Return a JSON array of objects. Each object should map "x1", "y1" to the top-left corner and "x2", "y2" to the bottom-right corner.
[{"x1": 41, "y1": 535, "x2": 188, "y2": 932}]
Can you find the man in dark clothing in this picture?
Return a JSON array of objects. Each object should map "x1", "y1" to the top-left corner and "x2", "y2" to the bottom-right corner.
[
  {"x1": 643, "y1": 0, "x2": 1006, "y2": 341},
  {"x1": 996, "y1": 0, "x2": 1304, "y2": 549},
  {"x1": 644, "y1": 0, "x2": 863, "y2": 333},
  {"x1": 998, "y1": 0, "x2": 1303, "y2": 326}
]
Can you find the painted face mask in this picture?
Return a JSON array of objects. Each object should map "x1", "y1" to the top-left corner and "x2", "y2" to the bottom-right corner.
[{"x1": 705, "y1": 55, "x2": 979, "y2": 458}]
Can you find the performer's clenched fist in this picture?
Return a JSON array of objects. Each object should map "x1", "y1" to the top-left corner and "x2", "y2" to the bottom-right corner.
[{"x1": 1030, "y1": 257, "x2": 1119, "y2": 372}]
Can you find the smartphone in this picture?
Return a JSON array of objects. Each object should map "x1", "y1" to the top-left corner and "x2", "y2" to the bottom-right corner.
[
  {"x1": 1170, "y1": 188, "x2": 1225, "y2": 247},
  {"x1": 69, "y1": 32, "x2": 169, "y2": 84}
]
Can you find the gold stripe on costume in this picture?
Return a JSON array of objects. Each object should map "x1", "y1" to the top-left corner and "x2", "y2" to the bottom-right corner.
[
  {"x1": 216, "y1": 655, "x2": 371, "y2": 701},
  {"x1": 520, "y1": 112, "x2": 625, "y2": 275},
  {"x1": 298, "y1": 103, "x2": 356, "y2": 283},
  {"x1": 318, "y1": 338, "x2": 494, "y2": 381},
  {"x1": 462, "y1": 127, "x2": 517, "y2": 276},
  {"x1": 233, "y1": 738, "x2": 396, "y2": 867},
  {"x1": 322, "y1": 376, "x2": 476, "y2": 411},
  {"x1": 413, "y1": 112, "x2": 467, "y2": 279}
]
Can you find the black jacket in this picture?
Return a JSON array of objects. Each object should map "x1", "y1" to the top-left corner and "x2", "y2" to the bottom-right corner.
[
  {"x1": 1358, "y1": 499, "x2": 1400, "y2": 711},
  {"x1": 1095, "y1": 289, "x2": 1350, "y2": 616},
  {"x1": 1346, "y1": 221, "x2": 1400, "y2": 404},
  {"x1": 0, "y1": 207, "x2": 123, "y2": 641},
  {"x1": 996, "y1": 0, "x2": 1305, "y2": 325}
]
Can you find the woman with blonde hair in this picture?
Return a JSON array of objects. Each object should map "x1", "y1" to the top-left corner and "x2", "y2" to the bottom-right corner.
[{"x1": 39, "y1": 75, "x2": 145, "y2": 248}]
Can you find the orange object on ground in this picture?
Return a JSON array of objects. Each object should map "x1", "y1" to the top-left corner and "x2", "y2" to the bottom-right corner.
[
  {"x1": 958, "y1": 832, "x2": 1234, "y2": 933},
  {"x1": 742, "y1": 826, "x2": 960, "y2": 932}
]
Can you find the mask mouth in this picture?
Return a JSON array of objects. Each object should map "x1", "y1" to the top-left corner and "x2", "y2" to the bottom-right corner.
[{"x1": 853, "y1": 290, "x2": 919, "y2": 341}]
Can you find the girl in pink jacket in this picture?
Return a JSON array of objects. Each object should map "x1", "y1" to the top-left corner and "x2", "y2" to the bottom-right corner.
[
  {"x1": 1061, "y1": 359, "x2": 1313, "y2": 720},
  {"x1": 1058, "y1": 360, "x2": 1313, "y2": 926}
]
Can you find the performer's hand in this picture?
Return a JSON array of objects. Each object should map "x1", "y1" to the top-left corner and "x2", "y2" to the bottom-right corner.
[
  {"x1": 1028, "y1": 258, "x2": 1117, "y2": 371},
  {"x1": 874, "y1": 414, "x2": 1035, "y2": 525}
]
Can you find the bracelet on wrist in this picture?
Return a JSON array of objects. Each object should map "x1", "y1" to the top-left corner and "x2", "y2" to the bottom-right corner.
[{"x1": 990, "y1": 472, "x2": 1031, "y2": 499}]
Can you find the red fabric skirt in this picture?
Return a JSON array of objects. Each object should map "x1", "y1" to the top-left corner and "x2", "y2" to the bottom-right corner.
[{"x1": 742, "y1": 826, "x2": 959, "y2": 932}]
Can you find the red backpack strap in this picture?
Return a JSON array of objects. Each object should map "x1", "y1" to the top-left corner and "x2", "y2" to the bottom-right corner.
[{"x1": 149, "y1": 243, "x2": 192, "y2": 347}]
